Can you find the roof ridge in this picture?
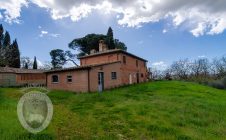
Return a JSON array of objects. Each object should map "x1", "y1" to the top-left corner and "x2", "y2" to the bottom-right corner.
[{"x1": 78, "y1": 49, "x2": 147, "y2": 62}]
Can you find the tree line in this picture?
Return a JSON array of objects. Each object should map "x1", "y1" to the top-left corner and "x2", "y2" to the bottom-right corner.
[
  {"x1": 50, "y1": 27, "x2": 127, "y2": 68},
  {"x1": 20, "y1": 56, "x2": 42, "y2": 70},
  {"x1": 0, "y1": 24, "x2": 40, "y2": 69},
  {"x1": 0, "y1": 24, "x2": 20, "y2": 68},
  {"x1": 150, "y1": 56, "x2": 226, "y2": 89}
]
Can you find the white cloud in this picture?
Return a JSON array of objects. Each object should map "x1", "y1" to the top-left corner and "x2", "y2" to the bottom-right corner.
[
  {"x1": 38, "y1": 25, "x2": 42, "y2": 29},
  {"x1": 39, "y1": 30, "x2": 48, "y2": 37},
  {"x1": 152, "y1": 61, "x2": 167, "y2": 70},
  {"x1": 41, "y1": 30, "x2": 48, "y2": 34},
  {"x1": 0, "y1": 0, "x2": 28, "y2": 23},
  {"x1": 162, "y1": 29, "x2": 167, "y2": 34},
  {"x1": 198, "y1": 55, "x2": 207, "y2": 58},
  {"x1": 0, "y1": 13, "x2": 3, "y2": 19},
  {"x1": 2, "y1": 0, "x2": 226, "y2": 36},
  {"x1": 39, "y1": 30, "x2": 60, "y2": 38},
  {"x1": 30, "y1": 0, "x2": 226, "y2": 36},
  {"x1": 49, "y1": 33, "x2": 60, "y2": 38}
]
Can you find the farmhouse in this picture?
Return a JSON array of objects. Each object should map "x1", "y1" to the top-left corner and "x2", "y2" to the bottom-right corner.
[
  {"x1": 0, "y1": 67, "x2": 46, "y2": 87},
  {"x1": 46, "y1": 40, "x2": 148, "y2": 92}
]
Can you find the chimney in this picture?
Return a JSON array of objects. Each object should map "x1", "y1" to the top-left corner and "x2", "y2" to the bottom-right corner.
[{"x1": 99, "y1": 40, "x2": 108, "y2": 52}]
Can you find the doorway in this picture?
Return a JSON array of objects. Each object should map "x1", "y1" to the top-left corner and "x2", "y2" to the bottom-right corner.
[
  {"x1": 98, "y1": 72, "x2": 104, "y2": 92},
  {"x1": 136, "y1": 73, "x2": 140, "y2": 83}
]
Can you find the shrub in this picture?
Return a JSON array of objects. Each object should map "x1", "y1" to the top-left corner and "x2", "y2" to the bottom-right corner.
[
  {"x1": 208, "y1": 80, "x2": 225, "y2": 89},
  {"x1": 221, "y1": 77, "x2": 226, "y2": 86}
]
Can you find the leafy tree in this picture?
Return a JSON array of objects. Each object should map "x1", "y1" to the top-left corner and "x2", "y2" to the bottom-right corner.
[
  {"x1": 65, "y1": 51, "x2": 79, "y2": 66},
  {"x1": 33, "y1": 56, "x2": 38, "y2": 69},
  {"x1": 50, "y1": 49, "x2": 66, "y2": 69},
  {"x1": 68, "y1": 27, "x2": 127, "y2": 58},
  {"x1": 170, "y1": 59, "x2": 190, "y2": 80},
  {"x1": 50, "y1": 27, "x2": 127, "y2": 67},
  {"x1": 40, "y1": 61, "x2": 52, "y2": 70},
  {"x1": 69, "y1": 34, "x2": 106, "y2": 56},
  {"x1": 21, "y1": 56, "x2": 32, "y2": 69},
  {"x1": 114, "y1": 39, "x2": 127, "y2": 50}
]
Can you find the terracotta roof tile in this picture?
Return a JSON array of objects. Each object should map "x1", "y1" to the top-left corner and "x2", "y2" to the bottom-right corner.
[
  {"x1": 45, "y1": 61, "x2": 121, "y2": 73},
  {"x1": 78, "y1": 49, "x2": 148, "y2": 62},
  {"x1": 0, "y1": 67, "x2": 45, "y2": 74}
]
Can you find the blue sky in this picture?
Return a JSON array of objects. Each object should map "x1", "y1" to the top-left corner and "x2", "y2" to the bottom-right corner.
[{"x1": 1, "y1": 0, "x2": 226, "y2": 69}]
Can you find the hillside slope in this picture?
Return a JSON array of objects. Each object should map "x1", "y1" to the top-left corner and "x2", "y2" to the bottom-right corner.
[{"x1": 1, "y1": 81, "x2": 226, "y2": 140}]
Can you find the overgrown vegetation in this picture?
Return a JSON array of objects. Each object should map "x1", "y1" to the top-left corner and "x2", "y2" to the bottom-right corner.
[
  {"x1": 1, "y1": 81, "x2": 226, "y2": 139},
  {"x1": 150, "y1": 56, "x2": 226, "y2": 89}
]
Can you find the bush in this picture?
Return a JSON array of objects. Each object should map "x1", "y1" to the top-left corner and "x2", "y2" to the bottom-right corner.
[
  {"x1": 208, "y1": 80, "x2": 225, "y2": 89},
  {"x1": 222, "y1": 77, "x2": 226, "y2": 86}
]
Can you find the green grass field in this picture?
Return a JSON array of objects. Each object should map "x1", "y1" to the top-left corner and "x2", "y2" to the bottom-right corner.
[{"x1": 1, "y1": 81, "x2": 226, "y2": 140}]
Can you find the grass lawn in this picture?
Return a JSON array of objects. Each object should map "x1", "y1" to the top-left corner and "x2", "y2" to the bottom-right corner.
[{"x1": 1, "y1": 81, "x2": 226, "y2": 140}]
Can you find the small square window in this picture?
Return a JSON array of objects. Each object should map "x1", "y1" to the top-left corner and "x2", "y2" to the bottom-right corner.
[
  {"x1": 52, "y1": 75, "x2": 59, "y2": 83},
  {"x1": 141, "y1": 73, "x2": 144, "y2": 78},
  {"x1": 67, "y1": 75, "x2": 72, "y2": 83},
  {"x1": 111, "y1": 72, "x2": 117, "y2": 80}
]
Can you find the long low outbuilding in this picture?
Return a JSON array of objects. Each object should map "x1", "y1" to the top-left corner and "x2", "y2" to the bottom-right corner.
[{"x1": 0, "y1": 67, "x2": 46, "y2": 87}]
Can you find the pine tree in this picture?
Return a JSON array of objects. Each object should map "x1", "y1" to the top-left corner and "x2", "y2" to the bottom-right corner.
[{"x1": 33, "y1": 56, "x2": 38, "y2": 69}]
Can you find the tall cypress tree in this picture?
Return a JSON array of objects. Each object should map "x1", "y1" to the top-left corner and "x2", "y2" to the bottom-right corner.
[
  {"x1": 33, "y1": 56, "x2": 38, "y2": 69},
  {"x1": 0, "y1": 24, "x2": 3, "y2": 47},
  {"x1": 106, "y1": 27, "x2": 115, "y2": 49},
  {"x1": 10, "y1": 40, "x2": 20, "y2": 68},
  {"x1": 107, "y1": 27, "x2": 113, "y2": 38},
  {"x1": 3, "y1": 31, "x2": 11, "y2": 47},
  {"x1": 0, "y1": 24, "x2": 4, "y2": 66},
  {"x1": 0, "y1": 26, "x2": 21, "y2": 68},
  {"x1": 3, "y1": 31, "x2": 11, "y2": 66},
  {"x1": 25, "y1": 62, "x2": 28, "y2": 69}
]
